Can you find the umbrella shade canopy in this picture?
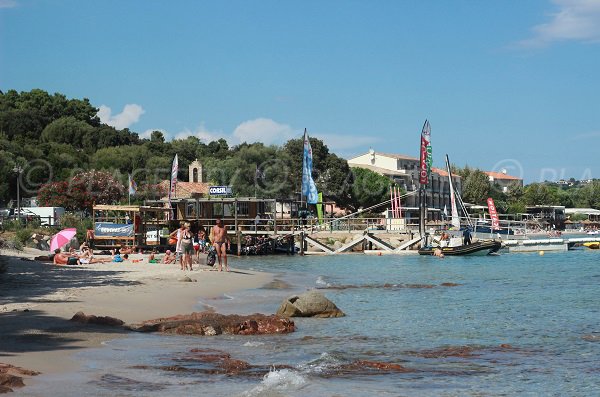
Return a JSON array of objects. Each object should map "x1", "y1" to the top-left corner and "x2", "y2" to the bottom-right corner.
[{"x1": 49, "y1": 228, "x2": 77, "y2": 252}]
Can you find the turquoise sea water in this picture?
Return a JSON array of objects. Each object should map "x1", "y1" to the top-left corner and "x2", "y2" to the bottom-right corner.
[{"x1": 20, "y1": 249, "x2": 600, "y2": 396}]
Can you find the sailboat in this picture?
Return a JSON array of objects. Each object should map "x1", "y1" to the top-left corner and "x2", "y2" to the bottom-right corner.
[{"x1": 418, "y1": 154, "x2": 502, "y2": 256}]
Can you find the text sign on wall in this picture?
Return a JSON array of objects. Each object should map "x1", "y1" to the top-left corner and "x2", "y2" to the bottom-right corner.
[
  {"x1": 209, "y1": 186, "x2": 232, "y2": 195},
  {"x1": 94, "y1": 222, "x2": 134, "y2": 237}
]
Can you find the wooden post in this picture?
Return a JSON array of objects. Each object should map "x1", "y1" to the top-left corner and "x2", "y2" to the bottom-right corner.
[
  {"x1": 273, "y1": 200, "x2": 277, "y2": 235},
  {"x1": 300, "y1": 231, "x2": 305, "y2": 255}
]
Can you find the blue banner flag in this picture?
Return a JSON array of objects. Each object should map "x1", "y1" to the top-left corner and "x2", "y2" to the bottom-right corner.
[{"x1": 302, "y1": 129, "x2": 319, "y2": 204}]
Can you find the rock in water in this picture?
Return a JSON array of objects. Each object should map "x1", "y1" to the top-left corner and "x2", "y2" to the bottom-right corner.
[
  {"x1": 276, "y1": 290, "x2": 345, "y2": 318},
  {"x1": 128, "y1": 312, "x2": 295, "y2": 335}
]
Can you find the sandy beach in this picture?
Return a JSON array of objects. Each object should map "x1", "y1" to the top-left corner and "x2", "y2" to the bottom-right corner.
[{"x1": 0, "y1": 248, "x2": 274, "y2": 389}]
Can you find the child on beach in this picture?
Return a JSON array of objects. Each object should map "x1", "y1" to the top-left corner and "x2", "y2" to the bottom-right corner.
[{"x1": 162, "y1": 250, "x2": 175, "y2": 264}]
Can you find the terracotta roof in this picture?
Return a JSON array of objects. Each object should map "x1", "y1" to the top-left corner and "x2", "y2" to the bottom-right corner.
[
  {"x1": 431, "y1": 167, "x2": 449, "y2": 177},
  {"x1": 158, "y1": 180, "x2": 210, "y2": 199},
  {"x1": 484, "y1": 171, "x2": 522, "y2": 181}
]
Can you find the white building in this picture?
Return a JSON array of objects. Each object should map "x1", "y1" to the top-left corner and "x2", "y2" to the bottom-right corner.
[{"x1": 348, "y1": 150, "x2": 461, "y2": 221}]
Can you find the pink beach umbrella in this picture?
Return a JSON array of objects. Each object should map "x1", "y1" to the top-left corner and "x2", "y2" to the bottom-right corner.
[{"x1": 49, "y1": 228, "x2": 77, "y2": 252}]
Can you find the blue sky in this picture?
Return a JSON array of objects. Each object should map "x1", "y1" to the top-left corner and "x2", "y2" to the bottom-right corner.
[{"x1": 2, "y1": 0, "x2": 600, "y2": 183}]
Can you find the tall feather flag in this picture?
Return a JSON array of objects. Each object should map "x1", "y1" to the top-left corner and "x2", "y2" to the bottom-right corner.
[
  {"x1": 302, "y1": 129, "x2": 319, "y2": 204},
  {"x1": 128, "y1": 174, "x2": 137, "y2": 196},
  {"x1": 419, "y1": 120, "x2": 432, "y2": 186},
  {"x1": 168, "y1": 154, "x2": 178, "y2": 219},
  {"x1": 169, "y1": 154, "x2": 179, "y2": 200}
]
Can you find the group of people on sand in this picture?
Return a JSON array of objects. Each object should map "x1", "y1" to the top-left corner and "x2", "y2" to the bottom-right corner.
[
  {"x1": 168, "y1": 218, "x2": 230, "y2": 271},
  {"x1": 53, "y1": 242, "x2": 112, "y2": 266},
  {"x1": 51, "y1": 219, "x2": 231, "y2": 271}
]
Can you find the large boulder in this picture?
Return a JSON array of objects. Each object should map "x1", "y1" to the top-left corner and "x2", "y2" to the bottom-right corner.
[{"x1": 276, "y1": 290, "x2": 345, "y2": 318}]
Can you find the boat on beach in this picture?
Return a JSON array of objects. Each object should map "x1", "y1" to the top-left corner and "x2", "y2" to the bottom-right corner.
[{"x1": 418, "y1": 149, "x2": 502, "y2": 256}]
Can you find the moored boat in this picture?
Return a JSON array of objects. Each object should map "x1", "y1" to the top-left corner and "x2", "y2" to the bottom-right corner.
[
  {"x1": 418, "y1": 239, "x2": 502, "y2": 256},
  {"x1": 583, "y1": 241, "x2": 600, "y2": 249}
]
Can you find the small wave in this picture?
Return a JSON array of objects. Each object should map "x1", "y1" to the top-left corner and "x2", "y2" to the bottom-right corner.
[
  {"x1": 315, "y1": 276, "x2": 331, "y2": 287},
  {"x1": 298, "y1": 352, "x2": 344, "y2": 374},
  {"x1": 243, "y1": 341, "x2": 266, "y2": 347},
  {"x1": 242, "y1": 368, "x2": 306, "y2": 396}
]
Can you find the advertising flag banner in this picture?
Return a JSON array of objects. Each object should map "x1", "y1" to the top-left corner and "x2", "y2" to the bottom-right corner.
[
  {"x1": 302, "y1": 129, "x2": 319, "y2": 204},
  {"x1": 419, "y1": 120, "x2": 432, "y2": 185},
  {"x1": 487, "y1": 198, "x2": 501, "y2": 230}
]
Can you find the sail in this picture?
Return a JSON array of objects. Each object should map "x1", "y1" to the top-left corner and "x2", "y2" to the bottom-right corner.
[{"x1": 446, "y1": 155, "x2": 461, "y2": 229}]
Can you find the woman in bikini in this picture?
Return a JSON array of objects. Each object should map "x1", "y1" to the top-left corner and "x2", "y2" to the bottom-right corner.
[{"x1": 180, "y1": 222, "x2": 194, "y2": 271}]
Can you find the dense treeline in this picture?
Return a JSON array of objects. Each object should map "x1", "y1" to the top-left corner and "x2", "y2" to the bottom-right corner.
[
  {"x1": 3, "y1": 89, "x2": 597, "y2": 213},
  {"x1": 0, "y1": 89, "x2": 393, "y2": 211},
  {"x1": 453, "y1": 166, "x2": 600, "y2": 212}
]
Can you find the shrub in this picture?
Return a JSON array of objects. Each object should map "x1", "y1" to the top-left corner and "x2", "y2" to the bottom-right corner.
[
  {"x1": 58, "y1": 213, "x2": 93, "y2": 243},
  {"x1": 15, "y1": 228, "x2": 32, "y2": 245}
]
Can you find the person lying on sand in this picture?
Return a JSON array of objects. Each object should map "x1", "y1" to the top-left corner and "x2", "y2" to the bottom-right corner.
[
  {"x1": 52, "y1": 249, "x2": 71, "y2": 266},
  {"x1": 118, "y1": 246, "x2": 134, "y2": 255},
  {"x1": 78, "y1": 248, "x2": 111, "y2": 264}
]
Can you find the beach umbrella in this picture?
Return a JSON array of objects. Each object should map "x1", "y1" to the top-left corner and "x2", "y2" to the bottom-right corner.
[{"x1": 49, "y1": 228, "x2": 77, "y2": 252}]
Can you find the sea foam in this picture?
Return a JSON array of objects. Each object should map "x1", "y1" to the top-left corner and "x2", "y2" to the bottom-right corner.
[{"x1": 242, "y1": 368, "x2": 307, "y2": 396}]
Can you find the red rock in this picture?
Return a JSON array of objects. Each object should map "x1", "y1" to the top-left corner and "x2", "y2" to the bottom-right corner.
[
  {"x1": 440, "y1": 282, "x2": 461, "y2": 287},
  {"x1": 70, "y1": 311, "x2": 124, "y2": 326},
  {"x1": 129, "y1": 312, "x2": 294, "y2": 335},
  {"x1": 0, "y1": 373, "x2": 25, "y2": 388},
  {"x1": 411, "y1": 345, "x2": 479, "y2": 358},
  {"x1": 350, "y1": 360, "x2": 413, "y2": 372}
]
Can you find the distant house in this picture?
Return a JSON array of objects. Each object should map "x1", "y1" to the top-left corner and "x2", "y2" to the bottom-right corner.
[
  {"x1": 483, "y1": 170, "x2": 523, "y2": 193},
  {"x1": 348, "y1": 150, "x2": 461, "y2": 220}
]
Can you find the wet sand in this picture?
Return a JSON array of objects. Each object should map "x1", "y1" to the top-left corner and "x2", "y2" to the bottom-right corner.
[{"x1": 0, "y1": 248, "x2": 273, "y2": 384}]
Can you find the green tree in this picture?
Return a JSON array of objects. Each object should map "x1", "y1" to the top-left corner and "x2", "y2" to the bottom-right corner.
[
  {"x1": 575, "y1": 180, "x2": 600, "y2": 209},
  {"x1": 461, "y1": 169, "x2": 490, "y2": 205},
  {"x1": 523, "y1": 183, "x2": 558, "y2": 205},
  {"x1": 40, "y1": 116, "x2": 95, "y2": 148},
  {"x1": 350, "y1": 167, "x2": 396, "y2": 210}
]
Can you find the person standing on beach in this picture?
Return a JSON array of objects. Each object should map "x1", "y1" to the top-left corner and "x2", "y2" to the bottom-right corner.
[
  {"x1": 169, "y1": 223, "x2": 186, "y2": 269},
  {"x1": 180, "y1": 222, "x2": 194, "y2": 271},
  {"x1": 212, "y1": 217, "x2": 230, "y2": 272}
]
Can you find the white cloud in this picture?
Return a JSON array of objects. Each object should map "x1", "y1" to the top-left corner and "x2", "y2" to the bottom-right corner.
[
  {"x1": 173, "y1": 123, "x2": 226, "y2": 142},
  {"x1": 97, "y1": 104, "x2": 145, "y2": 130},
  {"x1": 518, "y1": 0, "x2": 600, "y2": 47},
  {"x1": 233, "y1": 118, "x2": 295, "y2": 145},
  {"x1": 0, "y1": 0, "x2": 18, "y2": 8},
  {"x1": 139, "y1": 128, "x2": 165, "y2": 139},
  {"x1": 151, "y1": 117, "x2": 378, "y2": 156}
]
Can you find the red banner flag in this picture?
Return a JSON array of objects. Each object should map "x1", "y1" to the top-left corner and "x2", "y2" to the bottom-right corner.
[
  {"x1": 487, "y1": 197, "x2": 500, "y2": 231},
  {"x1": 419, "y1": 120, "x2": 432, "y2": 185}
]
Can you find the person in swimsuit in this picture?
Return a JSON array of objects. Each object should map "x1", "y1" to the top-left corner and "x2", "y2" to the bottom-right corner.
[
  {"x1": 212, "y1": 217, "x2": 230, "y2": 272},
  {"x1": 180, "y1": 222, "x2": 194, "y2": 271}
]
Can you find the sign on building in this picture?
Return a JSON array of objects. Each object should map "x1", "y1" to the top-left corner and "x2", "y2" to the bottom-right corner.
[{"x1": 209, "y1": 186, "x2": 233, "y2": 196}]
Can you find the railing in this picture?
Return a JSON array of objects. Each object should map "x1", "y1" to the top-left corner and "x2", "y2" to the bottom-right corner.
[{"x1": 0, "y1": 215, "x2": 58, "y2": 229}]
